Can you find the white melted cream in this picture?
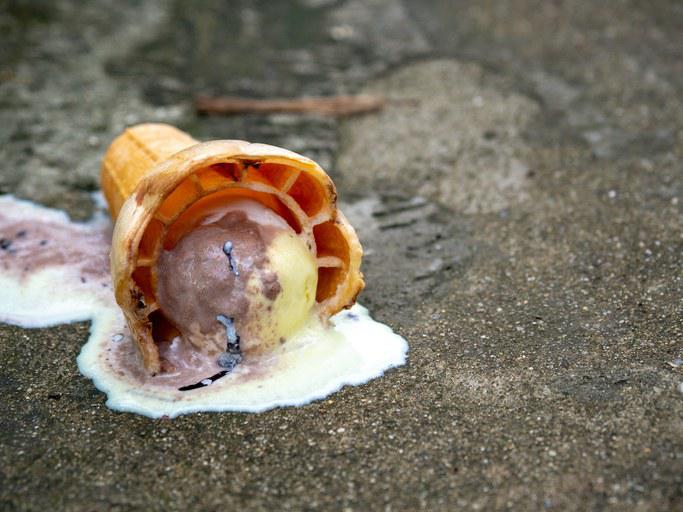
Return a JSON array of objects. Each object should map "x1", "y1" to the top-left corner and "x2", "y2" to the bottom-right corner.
[{"x1": 0, "y1": 195, "x2": 408, "y2": 418}]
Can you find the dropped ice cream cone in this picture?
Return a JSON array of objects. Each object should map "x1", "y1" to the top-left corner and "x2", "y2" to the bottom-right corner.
[{"x1": 101, "y1": 123, "x2": 364, "y2": 374}]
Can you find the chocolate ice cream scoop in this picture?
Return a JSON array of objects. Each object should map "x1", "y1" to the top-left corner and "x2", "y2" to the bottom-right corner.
[{"x1": 156, "y1": 210, "x2": 267, "y2": 356}]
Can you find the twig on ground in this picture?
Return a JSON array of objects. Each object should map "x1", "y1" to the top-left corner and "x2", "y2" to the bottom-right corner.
[{"x1": 195, "y1": 94, "x2": 387, "y2": 117}]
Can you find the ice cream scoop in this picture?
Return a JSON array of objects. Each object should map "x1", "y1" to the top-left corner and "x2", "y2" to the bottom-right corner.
[
  {"x1": 154, "y1": 200, "x2": 317, "y2": 362},
  {"x1": 101, "y1": 123, "x2": 363, "y2": 375}
]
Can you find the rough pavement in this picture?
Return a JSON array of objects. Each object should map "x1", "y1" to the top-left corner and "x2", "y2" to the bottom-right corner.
[{"x1": 1, "y1": 1, "x2": 682, "y2": 510}]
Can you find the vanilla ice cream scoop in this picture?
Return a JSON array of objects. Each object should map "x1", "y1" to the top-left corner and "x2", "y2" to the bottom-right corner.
[{"x1": 101, "y1": 124, "x2": 363, "y2": 375}]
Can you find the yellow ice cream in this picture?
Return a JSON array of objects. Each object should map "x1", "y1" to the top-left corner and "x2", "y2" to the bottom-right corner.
[{"x1": 247, "y1": 229, "x2": 318, "y2": 350}]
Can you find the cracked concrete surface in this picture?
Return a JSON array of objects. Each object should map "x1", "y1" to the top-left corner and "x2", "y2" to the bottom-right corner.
[{"x1": 1, "y1": 0, "x2": 682, "y2": 510}]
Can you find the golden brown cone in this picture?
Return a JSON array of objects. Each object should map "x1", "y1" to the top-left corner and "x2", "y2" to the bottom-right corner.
[
  {"x1": 101, "y1": 124, "x2": 198, "y2": 220},
  {"x1": 101, "y1": 123, "x2": 364, "y2": 374}
]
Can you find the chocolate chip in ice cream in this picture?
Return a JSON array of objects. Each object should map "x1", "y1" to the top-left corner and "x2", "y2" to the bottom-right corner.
[{"x1": 261, "y1": 272, "x2": 281, "y2": 301}]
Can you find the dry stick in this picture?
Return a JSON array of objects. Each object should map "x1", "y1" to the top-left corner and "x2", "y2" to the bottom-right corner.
[{"x1": 195, "y1": 94, "x2": 387, "y2": 117}]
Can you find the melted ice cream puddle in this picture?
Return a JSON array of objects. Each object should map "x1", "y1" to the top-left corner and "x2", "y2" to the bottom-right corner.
[{"x1": 0, "y1": 195, "x2": 408, "y2": 418}]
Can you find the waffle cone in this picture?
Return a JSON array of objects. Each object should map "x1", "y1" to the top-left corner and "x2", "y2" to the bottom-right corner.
[{"x1": 101, "y1": 123, "x2": 364, "y2": 374}]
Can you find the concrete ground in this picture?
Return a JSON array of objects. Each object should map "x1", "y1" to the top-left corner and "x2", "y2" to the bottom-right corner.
[{"x1": 1, "y1": 0, "x2": 682, "y2": 510}]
